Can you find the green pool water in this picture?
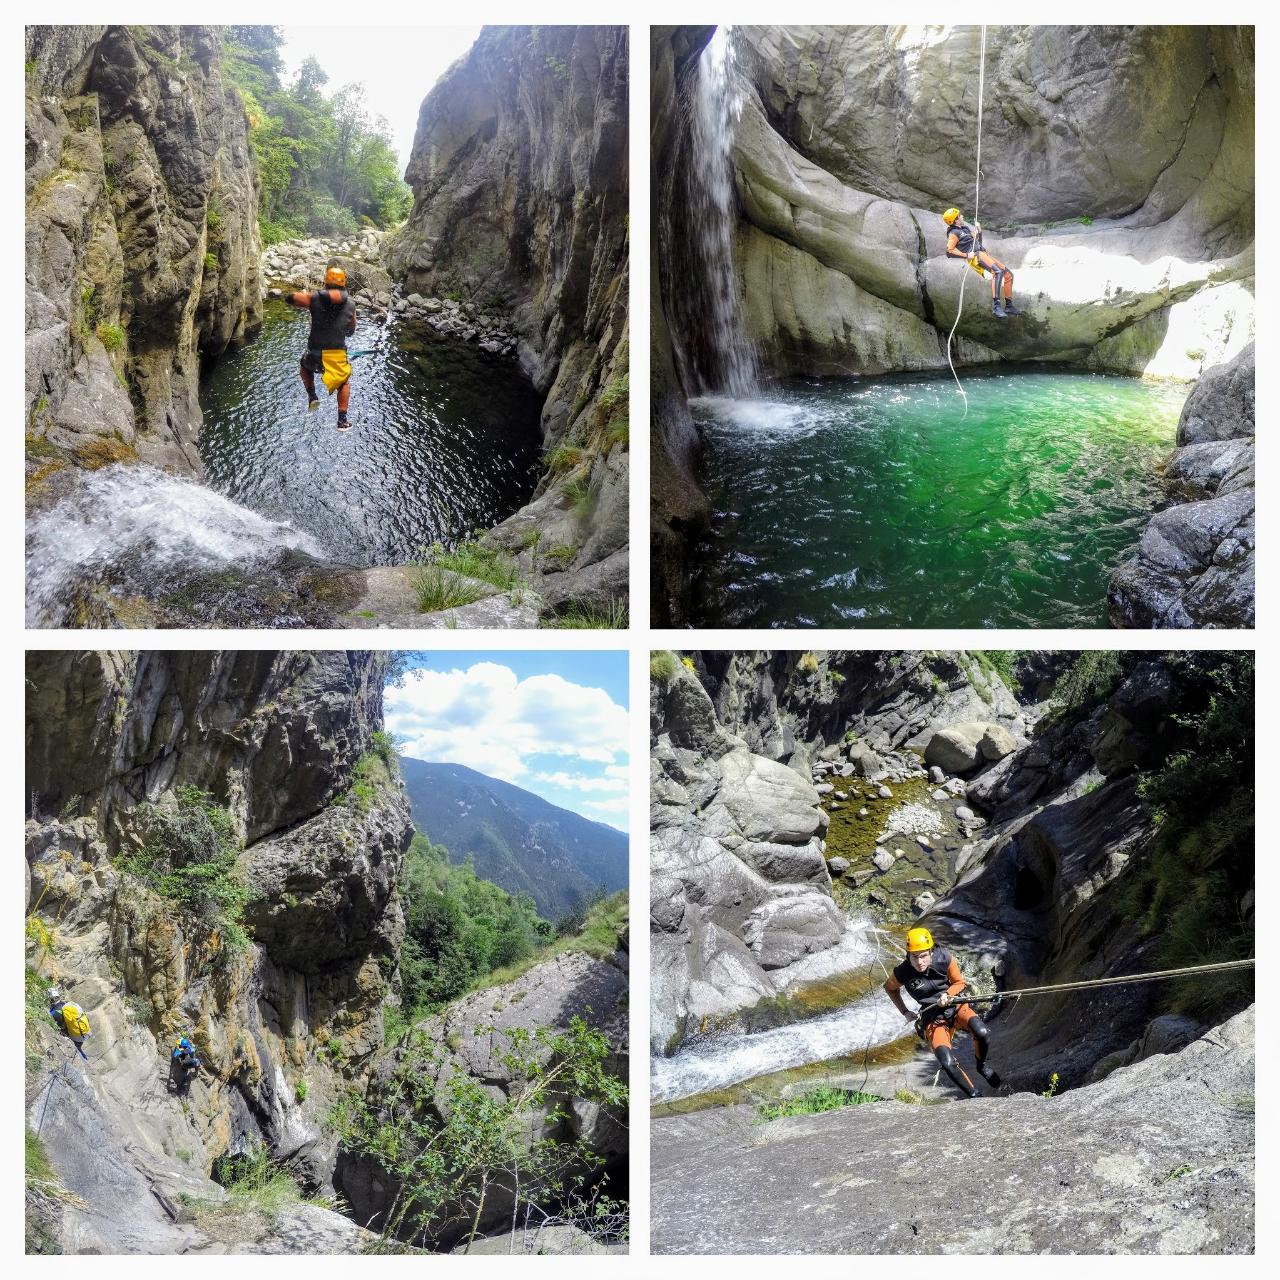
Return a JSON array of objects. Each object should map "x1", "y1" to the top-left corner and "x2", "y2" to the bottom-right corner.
[{"x1": 689, "y1": 369, "x2": 1187, "y2": 628}]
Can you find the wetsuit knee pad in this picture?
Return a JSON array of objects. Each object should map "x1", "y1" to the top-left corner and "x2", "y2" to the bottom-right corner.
[{"x1": 968, "y1": 1015, "x2": 990, "y2": 1057}]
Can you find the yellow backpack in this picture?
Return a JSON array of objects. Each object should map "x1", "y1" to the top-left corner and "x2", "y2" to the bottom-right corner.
[{"x1": 62, "y1": 1003, "x2": 90, "y2": 1039}]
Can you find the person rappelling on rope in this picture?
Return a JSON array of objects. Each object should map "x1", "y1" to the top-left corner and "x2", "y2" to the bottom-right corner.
[
  {"x1": 942, "y1": 208, "x2": 1024, "y2": 319},
  {"x1": 884, "y1": 927, "x2": 1002, "y2": 1098},
  {"x1": 47, "y1": 986, "x2": 91, "y2": 1060},
  {"x1": 273, "y1": 265, "x2": 357, "y2": 431}
]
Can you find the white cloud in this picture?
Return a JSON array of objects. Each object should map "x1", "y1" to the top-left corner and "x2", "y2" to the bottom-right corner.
[
  {"x1": 536, "y1": 771, "x2": 629, "y2": 794},
  {"x1": 582, "y1": 796, "x2": 631, "y2": 815},
  {"x1": 385, "y1": 663, "x2": 629, "y2": 782}
]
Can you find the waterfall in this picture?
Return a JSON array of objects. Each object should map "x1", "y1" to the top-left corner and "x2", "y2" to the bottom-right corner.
[
  {"x1": 26, "y1": 465, "x2": 326, "y2": 627},
  {"x1": 681, "y1": 26, "x2": 760, "y2": 398}
]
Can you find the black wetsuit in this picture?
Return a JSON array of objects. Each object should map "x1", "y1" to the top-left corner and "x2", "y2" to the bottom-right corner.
[
  {"x1": 302, "y1": 289, "x2": 355, "y2": 372},
  {"x1": 949, "y1": 221, "x2": 983, "y2": 256}
]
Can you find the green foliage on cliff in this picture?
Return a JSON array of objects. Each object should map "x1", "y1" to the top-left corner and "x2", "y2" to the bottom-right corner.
[
  {"x1": 328, "y1": 1016, "x2": 627, "y2": 1250},
  {"x1": 115, "y1": 787, "x2": 251, "y2": 953},
  {"x1": 391, "y1": 835, "x2": 552, "y2": 1035},
  {"x1": 1136, "y1": 653, "x2": 1254, "y2": 1015},
  {"x1": 222, "y1": 26, "x2": 412, "y2": 243},
  {"x1": 1050, "y1": 651, "x2": 1123, "y2": 719}
]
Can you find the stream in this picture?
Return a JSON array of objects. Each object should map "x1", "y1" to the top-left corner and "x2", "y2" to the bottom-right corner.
[
  {"x1": 689, "y1": 369, "x2": 1186, "y2": 628},
  {"x1": 651, "y1": 965, "x2": 907, "y2": 1104},
  {"x1": 26, "y1": 304, "x2": 545, "y2": 626}
]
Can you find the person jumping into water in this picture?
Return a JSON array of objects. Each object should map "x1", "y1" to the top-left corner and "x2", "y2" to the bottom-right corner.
[
  {"x1": 279, "y1": 265, "x2": 357, "y2": 430},
  {"x1": 942, "y1": 208, "x2": 1024, "y2": 319}
]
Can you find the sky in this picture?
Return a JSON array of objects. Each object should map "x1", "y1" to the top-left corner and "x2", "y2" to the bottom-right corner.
[
  {"x1": 279, "y1": 26, "x2": 483, "y2": 170},
  {"x1": 382, "y1": 654, "x2": 630, "y2": 832}
]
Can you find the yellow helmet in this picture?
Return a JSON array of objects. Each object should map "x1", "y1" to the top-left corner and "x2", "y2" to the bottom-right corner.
[
  {"x1": 324, "y1": 265, "x2": 347, "y2": 288},
  {"x1": 942, "y1": 208, "x2": 961, "y2": 225},
  {"x1": 906, "y1": 926, "x2": 934, "y2": 953}
]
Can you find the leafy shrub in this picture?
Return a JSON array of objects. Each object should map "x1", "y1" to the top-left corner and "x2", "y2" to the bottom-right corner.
[
  {"x1": 95, "y1": 322, "x2": 125, "y2": 352},
  {"x1": 328, "y1": 1016, "x2": 626, "y2": 1250},
  {"x1": 1050, "y1": 651, "x2": 1122, "y2": 719},
  {"x1": 1132, "y1": 653, "x2": 1254, "y2": 1015},
  {"x1": 797, "y1": 651, "x2": 820, "y2": 675},
  {"x1": 115, "y1": 787, "x2": 251, "y2": 953},
  {"x1": 650, "y1": 651, "x2": 678, "y2": 684}
]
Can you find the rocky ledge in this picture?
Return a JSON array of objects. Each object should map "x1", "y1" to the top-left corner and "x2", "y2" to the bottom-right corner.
[
  {"x1": 652, "y1": 1005, "x2": 1254, "y2": 1254},
  {"x1": 1109, "y1": 342, "x2": 1255, "y2": 628}
]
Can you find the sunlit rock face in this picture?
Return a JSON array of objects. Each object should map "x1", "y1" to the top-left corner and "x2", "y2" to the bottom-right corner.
[{"x1": 681, "y1": 25, "x2": 1254, "y2": 379}]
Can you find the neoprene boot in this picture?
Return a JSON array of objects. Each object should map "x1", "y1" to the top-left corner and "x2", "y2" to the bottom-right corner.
[
  {"x1": 337, "y1": 411, "x2": 351, "y2": 432},
  {"x1": 306, "y1": 395, "x2": 320, "y2": 411},
  {"x1": 1003, "y1": 300, "x2": 1024, "y2": 316},
  {"x1": 992, "y1": 299, "x2": 1007, "y2": 319},
  {"x1": 977, "y1": 1060, "x2": 1003, "y2": 1087}
]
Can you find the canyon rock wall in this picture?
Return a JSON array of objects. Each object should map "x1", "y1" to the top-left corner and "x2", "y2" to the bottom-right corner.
[
  {"x1": 1109, "y1": 341, "x2": 1255, "y2": 628},
  {"x1": 25, "y1": 651, "x2": 411, "y2": 1253},
  {"x1": 26, "y1": 26, "x2": 262, "y2": 472},
  {"x1": 389, "y1": 26, "x2": 630, "y2": 612},
  {"x1": 725, "y1": 25, "x2": 1254, "y2": 379}
]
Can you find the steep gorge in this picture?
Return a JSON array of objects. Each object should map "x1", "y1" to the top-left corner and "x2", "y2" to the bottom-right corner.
[
  {"x1": 650, "y1": 26, "x2": 1256, "y2": 626},
  {"x1": 649, "y1": 649, "x2": 1253, "y2": 1252},
  {"x1": 26, "y1": 652, "x2": 629, "y2": 1254},
  {"x1": 27, "y1": 24, "x2": 630, "y2": 628},
  {"x1": 26, "y1": 651, "x2": 409, "y2": 1253}
]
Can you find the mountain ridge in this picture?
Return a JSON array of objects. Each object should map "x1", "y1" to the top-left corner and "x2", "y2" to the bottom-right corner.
[{"x1": 399, "y1": 757, "x2": 628, "y2": 921}]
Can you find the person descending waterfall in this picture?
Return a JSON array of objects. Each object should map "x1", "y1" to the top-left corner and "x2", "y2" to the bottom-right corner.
[
  {"x1": 281, "y1": 265, "x2": 357, "y2": 430},
  {"x1": 883, "y1": 927, "x2": 1002, "y2": 1098},
  {"x1": 942, "y1": 208, "x2": 1023, "y2": 319},
  {"x1": 47, "y1": 986, "x2": 90, "y2": 1060}
]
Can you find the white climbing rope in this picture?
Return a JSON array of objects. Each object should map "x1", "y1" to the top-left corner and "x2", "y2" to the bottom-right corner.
[
  {"x1": 969, "y1": 957, "x2": 1254, "y2": 1002},
  {"x1": 945, "y1": 24, "x2": 987, "y2": 419}
]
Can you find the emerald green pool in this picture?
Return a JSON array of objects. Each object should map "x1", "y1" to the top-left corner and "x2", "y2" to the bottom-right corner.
[{"x1": 689, "y1": 369, "x2": 1187, "y2": 628}]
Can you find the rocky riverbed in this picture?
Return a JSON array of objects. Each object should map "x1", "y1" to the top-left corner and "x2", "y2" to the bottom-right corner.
[{"x1": 262, "y1": 229, "x2": 521, "y2": 357}]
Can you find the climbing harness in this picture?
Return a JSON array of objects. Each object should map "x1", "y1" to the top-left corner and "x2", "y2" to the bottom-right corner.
[{"x1": 946, "y1": 25, "x2": 987, "y2": 419}]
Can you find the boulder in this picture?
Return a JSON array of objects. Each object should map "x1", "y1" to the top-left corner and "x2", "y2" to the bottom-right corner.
[{"x1": 742, "y1": 894, "x2": 845, "y2": 969}]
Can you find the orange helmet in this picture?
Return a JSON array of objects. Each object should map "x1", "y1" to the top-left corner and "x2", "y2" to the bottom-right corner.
[{"x1": 324, "y1": 265, "x2": 347, "y2": 288}]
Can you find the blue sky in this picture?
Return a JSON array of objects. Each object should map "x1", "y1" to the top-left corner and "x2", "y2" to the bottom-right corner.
[{"x1": 383, "y1": 653, "x2": 630, "y2": 831}]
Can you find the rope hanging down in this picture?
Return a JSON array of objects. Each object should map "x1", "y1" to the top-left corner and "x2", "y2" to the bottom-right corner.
[{"x1": 945, "y1": 24, "x2": 986, "y2": 419}]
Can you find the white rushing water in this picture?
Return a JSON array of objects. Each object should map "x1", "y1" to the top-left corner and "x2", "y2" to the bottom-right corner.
[
  {"x1": 26, "y1": 464, "x2": 325, "y2": 626},
  {"x1": 686, "y1": 26, "x2": 760, "y2": 398},
  {"x1": 651, "y1": 985, "x2": 910, "y2": 1104},
  {"x1": 652, "y1": 923, "x2": 912, "y2": 1104}
]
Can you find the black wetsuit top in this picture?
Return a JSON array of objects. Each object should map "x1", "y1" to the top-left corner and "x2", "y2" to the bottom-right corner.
[
  {"x1": 949, "y1": 222, "x2": 982, "y2": 256},
  {"x1": 307, "y1": 289, "x2": 355, "y2": 351},
  {"x1": 891, "y1": 948, "x2": 960, "y2": 1007}
]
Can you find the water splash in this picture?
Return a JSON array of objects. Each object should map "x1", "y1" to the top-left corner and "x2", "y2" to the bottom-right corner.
[
  {"x1": 683, "y1": 26, "x2": 760, "y2": 397},
  {"x1": 26, "y1": 465, "x2": 326, "y2": 627}
]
